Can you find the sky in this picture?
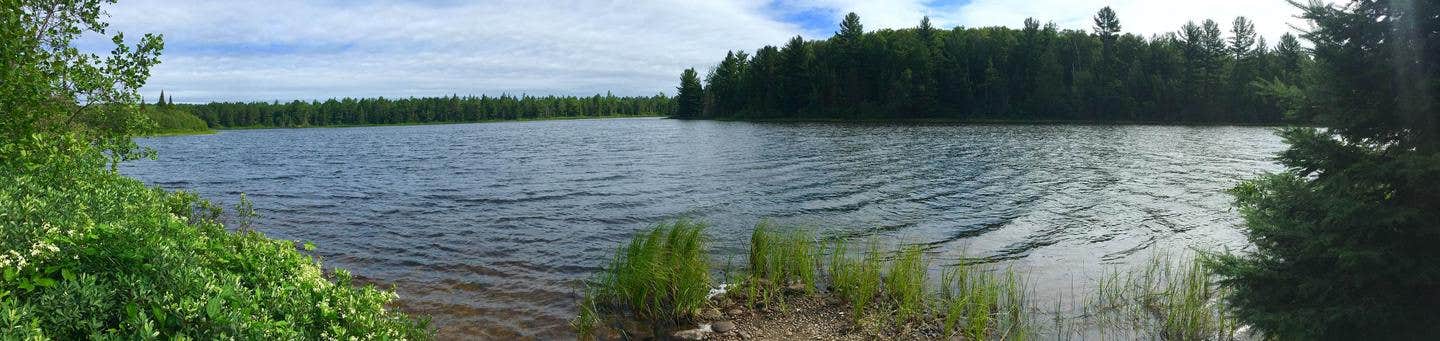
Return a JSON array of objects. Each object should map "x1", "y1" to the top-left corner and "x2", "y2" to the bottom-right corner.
[{"x1": 85, "y1": 0, "x2": 1309, "y2": 103}]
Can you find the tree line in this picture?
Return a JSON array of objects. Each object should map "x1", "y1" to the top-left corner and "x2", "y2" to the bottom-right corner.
[
  {"x1": 675, "y1": 8, "x2": 1311, "y2": 123},
  {"x1": 179, "y1": 93, "x2": 673, "y2": 128}
]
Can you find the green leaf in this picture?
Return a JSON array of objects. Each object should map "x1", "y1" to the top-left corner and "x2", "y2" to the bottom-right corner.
[
  {"x1": 205, "y1": 296, "x2": 222, "y2": 320},
  {"x1": 33, "y1": 277, "x2": 56, "y2": 288},
  {"x1": 61, "y1": 268, "x2": 75, "y2": 281}
]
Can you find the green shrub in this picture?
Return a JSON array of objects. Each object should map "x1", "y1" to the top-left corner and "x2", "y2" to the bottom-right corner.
[
  {"x1": 142, "y1": 106, "x2": 212, "y2": 135},
  {"x1": 0, "y1": 147, "x2": 431, "y2": 339}
]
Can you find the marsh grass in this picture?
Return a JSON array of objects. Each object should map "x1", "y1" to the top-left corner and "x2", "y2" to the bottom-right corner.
[
  {"x1": 827, "y1": 238, "x2": 884, "y2": 321},
  {"x1": 1082, "y1": 252, "x2": 1239, "y2": 340},
  {"x1": 743, "y1": 223, "x2": 819, "y2": 308},
  {"x1": 578, "y1": 219, "x2": 711, "y2": 336},
  {"x1": 885, "y1": 245, "x2": 928, "y2": 322},
  {"x1": 939, "y1": 261, "x2": 1034, "y2": 340},
  {"x1": 575, "y1": 221, "x2": 1238, "y2": 341}
]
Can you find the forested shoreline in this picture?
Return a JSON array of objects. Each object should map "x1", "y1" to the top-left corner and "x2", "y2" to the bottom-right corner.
[
  {"x1": 172, "y1": 93, "x2": 672, "y2": 129},
  {"x1": 674, "y1": 8, "x2": 1309, "y2": 123}
]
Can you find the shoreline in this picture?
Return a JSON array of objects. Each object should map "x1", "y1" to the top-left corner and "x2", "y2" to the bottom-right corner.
[{"x1": 209, "y1": 114, "x2": 664, "y2": 131}]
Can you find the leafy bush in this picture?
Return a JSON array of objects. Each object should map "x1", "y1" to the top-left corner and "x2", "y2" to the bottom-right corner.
[
  {"x1": 0, "y1": 141, "x2": 431, "y2": 339},
  {"x1": 1, "y1": 1, "x2": 429, "y2": 338},
  {"x1": 143, "y1": 106, "x2": 212, "y2": 135}
]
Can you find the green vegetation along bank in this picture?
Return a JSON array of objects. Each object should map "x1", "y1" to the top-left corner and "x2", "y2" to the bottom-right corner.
[
  {"x1": 2, "y1": 0, "x2": 429, "y2": 339},
  {"x1": 674, "y1": 7, "x2": 1309, "y2": 124},
  {"x1": 575, "y1": 221, "x2": 1238, "y2": 340}
]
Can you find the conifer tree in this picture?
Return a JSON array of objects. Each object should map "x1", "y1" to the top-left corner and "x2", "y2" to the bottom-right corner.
[
  {"x1": 1213, "y1": 0, "x2": 1440, "y2": 338},
  {"x1": 674, "y1": 68, "x2": 704, "y2": 118}
]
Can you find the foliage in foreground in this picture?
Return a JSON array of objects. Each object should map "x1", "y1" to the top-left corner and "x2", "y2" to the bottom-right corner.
[
  {"x1": 2, "y1": 0, "x2": 429, "y2": 338},
  {"x1": 0, "y1": 151, "x2": 430, "y2": 339},
  {"x1": 1209, "y1": 0, "x2": 1440, "y2": 339}
]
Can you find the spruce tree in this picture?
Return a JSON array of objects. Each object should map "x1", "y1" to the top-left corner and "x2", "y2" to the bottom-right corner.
[
  {"x1": 674, "y1": 68, "x2": 704, "y2": 118},
  {"x1": 1212, "y1": 0, "x2": 1440, "y2": 338}
]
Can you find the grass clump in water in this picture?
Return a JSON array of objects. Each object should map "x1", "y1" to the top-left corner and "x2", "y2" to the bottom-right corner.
[
  {"x1": 743, "y1": 222, "x2": 820, "y2": 308},
  {"x1": 575, "y1": 220, "x2": 711, "y2": 337},
  {"x1": 939, "y1": 261, "x2": 1033, "y2": 340},
  {"x1": 885, "y1": 245, "x2": 928, "y2": 322},
  {"x1": 1083, "y1": 252, "x2": 1238, "y2": 340}
]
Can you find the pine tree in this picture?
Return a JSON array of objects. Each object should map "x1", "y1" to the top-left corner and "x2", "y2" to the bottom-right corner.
[
  {"x1": 1213, "y1": 0, "x2": 1440, "y2": 338},
  {"x1": 1092, "y1": 6, "x2": 1121, "y2": 40},
  {"x1": 674, "y1": 68, "x2": 704, "y2": 118}
]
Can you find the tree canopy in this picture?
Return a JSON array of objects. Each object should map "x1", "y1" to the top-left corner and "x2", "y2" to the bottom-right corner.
[{"x1": 676, "y1": 9, "x2": 1311, "y2": 123}]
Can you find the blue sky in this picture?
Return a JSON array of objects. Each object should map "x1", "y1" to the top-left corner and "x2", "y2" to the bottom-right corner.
[{"x1": 88, "y1": 0, "x2": 1306, "y2": 103}]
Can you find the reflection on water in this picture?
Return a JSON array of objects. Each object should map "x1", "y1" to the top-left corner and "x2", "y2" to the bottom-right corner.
[{"x1": 123, "y1": 118, "x2": 1283, "y2": 339}]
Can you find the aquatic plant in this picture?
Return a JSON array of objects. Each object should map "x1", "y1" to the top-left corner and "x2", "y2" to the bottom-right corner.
[
  {"x1": 741, "y1": 223, "x2": 820, "y2": 308},
  {"x1": 586, "y1": 220, "x2": 711, "y2": 325},
  {"x1": 885, "y1": 245, "x2": 928, "y2": 322},
  {"x1": 827, "y1": 238, "x2": 883, "y2": 321},
  {"x1": 938, "y1": 259, "x2": 1033, "y2": 339},
  {"x1": 1083, "y1": 253, "x2": 1238, "y2": 340}
]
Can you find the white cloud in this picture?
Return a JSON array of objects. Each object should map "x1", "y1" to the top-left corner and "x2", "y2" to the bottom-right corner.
[
  {"x1": 100, "y1": 0, "x2": 802, "y2": 102},
  {"x1": 91, "y1": 0, "x2": 1310, "y2": 103}
]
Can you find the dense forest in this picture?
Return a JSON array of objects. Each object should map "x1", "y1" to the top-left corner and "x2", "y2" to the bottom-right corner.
[
  {"x1": 675, "y1": 8, "x2": 1310, "y2": 123},
  {"x1": 174, "y1": 93, "x2": 673, "y2": 128}
]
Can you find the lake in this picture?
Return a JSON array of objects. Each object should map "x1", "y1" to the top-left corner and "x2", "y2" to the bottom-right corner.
[{"x1": 123, "y1": 117, "x2": 1284, "y2": 339}]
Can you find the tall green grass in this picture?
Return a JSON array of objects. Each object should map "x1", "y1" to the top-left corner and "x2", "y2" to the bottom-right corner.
[
  {"x1": 827, "y1": 238, "x2": 883, "y2": 320},
  {"x1": 575, "y1": 221, "x2": 1237, "y2": 340},
  {"x1": 1082, "y1": 252, "x2": 1238, "y2": 340},
  {"x1": 575, "y1": 220, "x2": 711, "y2": 338},
  {"x1": 885, "y1": 245, "x2": 928, "y2": 322},
  {"x1": 743, "y1": 222, "x2": 820, "y2": 307},
  {"x1": 939, "y1": 262, "x2": 1033, "y2": 340}
]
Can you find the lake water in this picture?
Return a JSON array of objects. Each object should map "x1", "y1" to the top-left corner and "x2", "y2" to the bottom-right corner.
[{"x1": 123, "y1": 117, "x2": 1284, "y2": 339}]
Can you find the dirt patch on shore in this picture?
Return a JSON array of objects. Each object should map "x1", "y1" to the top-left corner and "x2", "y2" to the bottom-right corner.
[{"x1": 696, "y1": 293, "x2": 946, "y2": 341}]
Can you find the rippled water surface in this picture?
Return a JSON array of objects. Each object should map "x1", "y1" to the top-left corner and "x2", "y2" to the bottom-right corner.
[{"x1": 123, "y1": 118, "x2": 1284, "y2": 339}]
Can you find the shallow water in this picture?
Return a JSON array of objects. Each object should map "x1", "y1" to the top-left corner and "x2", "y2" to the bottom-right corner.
[{"x1": 123, "y1": 117, "x2": 1284, "y2": 339}]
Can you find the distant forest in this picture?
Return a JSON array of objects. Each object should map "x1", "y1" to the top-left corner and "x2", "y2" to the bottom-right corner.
[
  {"x1": 159, "y1": 92, "x2": 673, "y2": 128},
  {"x1": 673, "y1": 8, "x2": 1311, "y2": 123}
]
